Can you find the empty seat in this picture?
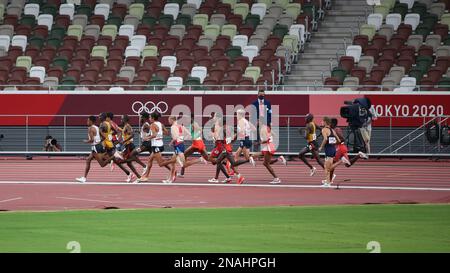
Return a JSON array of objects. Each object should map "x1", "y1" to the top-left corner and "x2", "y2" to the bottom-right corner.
[
  {"x1": 100, "y1": 24, "x2": 117, "y2": 40},
  {"x1": 430, "y1": 3, "x2": 446, "y2": 19},
  {"x1": 37, "y1": 14, "x2": 53, "y2": 31},
  {"x1": 125, "y1": 45, "x2": 141, "y2": 57},
  {"x1": 29, "y1": 66, "x2": 45, "y2": 83},
  {"x1": 181, "y1": 3, "x2": 196, "y2": 19},
  {"x1": 164, "y1": 3, "x2": 180, "y2": 20},
  {"x1": 166, "y1": 76, "x2": 183, "y2": 91},
  {"x1": 67, "y1": 25, "x2": 83, "y2": 41},
  {"x1": 59, "y1": 3, "x2": 75, "y2": 20},
  {"x1": 346, "y1": 45, "x2": 362, "y2": 62},
  {"x1": 161, "y1": 56, "x2": 177, "y2": 73},
  {"x1": 128, "y1": 3, "x2": 145, "y2": 20},
  {"x1": 94, "y1": 3, "x2": 110, "y2": 20},
  {"x1": 221, "y1": 24, "x2": 237, "y2": 39},
  {"x1": 234, "y1": 3, "x2": 249, "y2": 19},
  {"x1": 394, "y1": 76, "x2": 417, "y2": 91},
  {"x1": 400, "y1": 0, "x2": 415, "y2": 9},
  {"x1": 204, "y1": 24, "x2": 220, "y2": 41},
  {"x1": 11, "y1": 35, "x2": 27, "y2": 52},
  {"x1": 285, "y1": 3, "x2": 301, "y2": 19},
  {"x1": 193, "y1": 14, "x2": 208, "y2": 29},
  {"x1": 359, "y1": 24, "x2": 376, "y2": 41},
  {"x1": 232, "y1": 35, "x2": 248, "y2": 51},
  {"x1": 191, "y1": 66, "x2": 207, "y2": 83},
  {"x1": 210, "y1": 14, "x2": 226, "y2": 27},
  {"x1": 72, "y1": 14, "x2": 88, "y2": 30},
  {"x1": 169, "y1": 24, "x2": 186, "y2": 39},
  {"x1": 251, "y1": 3, "x2": 266, "y2": 20},
  {"x1": 16, "y1": 56, "x2": 32, "y2": 72},
  {"x1": 119, "y1": 66, "x2": 135, "y2": 82},
  {"x1": 242, "y1": 45, "x2": 258, "y2": 63},
  {"x1": 367, "y1": 13, "x2": 383, "y2": 30},
  {"x1": 425, "y1": 35, "x2": 442, "y2": 51},
  {"x1": 0, "y1": 35, "x2": 10, "y2": 52},
  {"x1": 24, "y1": 3, "x2": 40, "y2": 19},
  {"x1": 407, "y1": 35, "x2": 424, "y2": 52},
  {"x1": 378, "y1": 24, "x2": 394, "y2": 41},
  {"x1": 118, "y1": 24, "x2": 134, "y2": 40},
  {"x1": 436, "y1": 46, "x2": 450, "y2": 57},
  {"x1": 385, "y1": 13, "x2": 402, "y2": 31},
  {"x1": 404, "y1": 13, "x2": 420, "y2": 31},
  {"x1": 130, "y1": 35, "x2": 146, "y2": 51}
]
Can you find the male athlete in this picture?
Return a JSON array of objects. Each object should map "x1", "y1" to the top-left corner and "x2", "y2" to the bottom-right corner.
[{"x1": 298, "y1": 113, "x2": 324, "y2": 176}]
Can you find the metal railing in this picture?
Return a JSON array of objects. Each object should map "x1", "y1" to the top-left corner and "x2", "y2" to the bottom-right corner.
[{"x1": 1, "y1": 114, "x2": 450, "y2": 157}]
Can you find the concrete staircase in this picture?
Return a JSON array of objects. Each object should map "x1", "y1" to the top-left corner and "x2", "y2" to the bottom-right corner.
[{"x1": 285, "y1": 0, "x2": 372, "y2": 88}]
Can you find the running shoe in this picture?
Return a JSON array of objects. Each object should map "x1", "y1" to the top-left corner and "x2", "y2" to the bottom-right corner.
[
  {"x1": 208, "y1": 178, "x2": 219, "y2": 183},
  {"x1": 332, "y1": 174, "x2": 336, "y2": 183},
  {"x1": 162, "y1": 179, "x2": 172, "y2": 184},
  {"x1": 177, "y1": 173, "x2": 184, "y2": 178},
  {"x1": 321, "y1": 180, "x2": 330, "y2": 187},
  {"x1": 310, "y1": 167, "x2": 317, "y2": 176},
  {"x1": 269, "y1": 177, "x2": 281, "y2": 184},
  {"x1": 136, "y1": 177, "x2": 148, "y2": 183},
  {"x1": 358, "y1": 151, "x2": 369, "y2": 159},
  {"x1": 109, "y1": 161, "x2": 115, "y2": 172},
  {"x1": 249, "y1": 156, "x2": 256, "y2": 167},
  {"x1": 76, "y1": 177, "x2": 86, "y2": 183},
  {"x1": 341, "y1": 156, "x2": 351, "y2": 165},
  {"x1": 237, "y1": 174, "x2": 246, "y2": 184},
  {"x1": 126, "y1": 173, "x2": 136, "y2": 183},
  {"x1": 222, "y1": 177, "x2": 232, "y2": 184},
  {"x1": 279, "y1": 156, "x2": 287, "y2": 166}
]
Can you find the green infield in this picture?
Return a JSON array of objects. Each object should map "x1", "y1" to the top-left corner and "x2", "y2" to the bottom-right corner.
[{"x1": 0, "y1": 204, "x2": 449, "y2": 253}]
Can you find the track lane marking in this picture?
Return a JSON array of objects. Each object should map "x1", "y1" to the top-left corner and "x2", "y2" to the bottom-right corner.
[{"x1": 0, "y1": 181, "x2": 449, "y2": 191}]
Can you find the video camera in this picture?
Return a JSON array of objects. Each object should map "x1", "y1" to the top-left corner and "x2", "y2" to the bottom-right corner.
[{"x1": 340, "y1": 98, "x2": 372, "y2": 129}]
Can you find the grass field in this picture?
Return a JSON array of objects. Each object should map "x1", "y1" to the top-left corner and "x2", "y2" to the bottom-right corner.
[{"x1": 0, "y1": 204, "x2": 449, "y2": 253}]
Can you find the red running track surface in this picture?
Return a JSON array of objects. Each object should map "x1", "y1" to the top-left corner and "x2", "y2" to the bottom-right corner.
[{"x1": 0, "y1": 157, "x2": 449, "y2": 211}]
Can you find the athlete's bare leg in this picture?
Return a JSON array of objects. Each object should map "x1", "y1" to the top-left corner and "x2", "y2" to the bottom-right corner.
[{"x1": 263, "y1": 153, "x2": 277, "y2": 178}]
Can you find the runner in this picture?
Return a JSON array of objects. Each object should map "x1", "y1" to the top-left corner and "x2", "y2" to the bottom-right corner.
[
  {"x1": 298, "y1": 113, "x2": 324, "y2": 176},
  {"x1": 156, "y1": 116, "x2": 190, "y2": 183},
  {"x1": 137, "y1": 112, "x2": 172, "y2": 182},
  {"x1": 76, "y1": 115, "x2": 114, "y2": 183},
  {"x1": 115, "y1": 114, "x2": 147, "y2": 182},
  {"x1": 318, "y1": 117, "x2": 340, "y2": 187},
  {"x1": 234, "y1": 109, "x2": 256, "y2": 167},
  {"x1": 207, "y1": 117, "x2": 246, "y2": 184},
  {"x1": 179, "y1": 114, "x2": 209, "y2": 178},
  {"x1": 252, "y1": 120, "x2": 287, "y2": 184},
  {"x1": 331, "y1": 118, "x2": 368, "y2": 168}
]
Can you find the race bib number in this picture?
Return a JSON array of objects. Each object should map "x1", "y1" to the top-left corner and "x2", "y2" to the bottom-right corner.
[
  {"x1": 154, "y1": 147, "x2": 160, "y2": 153},
  {"x1": 312, "y1": 133, "x2": 317, "y2": 141},
  {"x1": 226, "y1": 137, "x2": 232, "y2": 144},
  {"x1": 329, "y1": 137, "x2": 337, "y2": 144},
  {"x1": 177, "y1": 136, "x2": 184, "y2": 142},
  {"x1": 108, "y1": 135, "x2": 113, "y2": 141}
]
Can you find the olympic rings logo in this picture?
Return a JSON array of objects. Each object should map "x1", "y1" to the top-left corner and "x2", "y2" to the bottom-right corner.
[{"x1": 132, "y1": 101, "x2": 169, "y2": 114}]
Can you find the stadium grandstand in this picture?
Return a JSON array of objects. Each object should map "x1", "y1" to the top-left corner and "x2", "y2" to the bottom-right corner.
[{"x1": 0, "y1": 0, "x2": 448, "y2": 91}]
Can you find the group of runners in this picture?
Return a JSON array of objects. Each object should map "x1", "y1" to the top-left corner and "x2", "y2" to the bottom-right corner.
[{"x1": 76, "y1": 111, "x2": 367, "y2": 186}]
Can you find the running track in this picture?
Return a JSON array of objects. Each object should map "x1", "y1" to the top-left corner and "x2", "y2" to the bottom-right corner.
[{"x1": 0, "y1": 157, "x2": 449, "y2": 211}]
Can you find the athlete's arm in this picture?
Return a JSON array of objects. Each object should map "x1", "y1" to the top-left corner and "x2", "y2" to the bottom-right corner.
[
  {"x1": 162, "y1": 124, "x2": 169, "y2": 136},
  {"x1": 84, "y1": 127, "x2": 95, "y2": 143},
  {"x1": 319, "y1": 128, "x2": 329, "y2": 151},
  {"x1": 304, "y1": 123, "x2": 312, "y2": 139},
  {"x1": 99, "y1": 122, "x2": 108, "y2": 140}
]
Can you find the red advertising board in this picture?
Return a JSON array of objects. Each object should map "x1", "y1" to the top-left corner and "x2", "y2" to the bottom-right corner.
[{"x1": 0, "y1": 93, "x2": 449, "y2": 126}]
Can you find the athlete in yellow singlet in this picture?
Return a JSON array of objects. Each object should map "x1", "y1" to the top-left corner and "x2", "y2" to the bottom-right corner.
[{"x1": 298, "y1": 113, "x2": 324, "y2": 176}]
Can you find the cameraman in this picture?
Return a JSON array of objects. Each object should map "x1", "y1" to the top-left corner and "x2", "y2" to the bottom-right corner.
[
  {"x1": 359, "y1": 106, "x2": 378, "y2": 155},
  {"x1": 43, "y1": 135, "x2": 62, "y2": 152}
]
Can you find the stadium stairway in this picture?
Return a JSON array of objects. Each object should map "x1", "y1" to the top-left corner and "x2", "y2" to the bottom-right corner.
[{"x1": 285, "y1": 0, "x2": 368, "y2": 88}]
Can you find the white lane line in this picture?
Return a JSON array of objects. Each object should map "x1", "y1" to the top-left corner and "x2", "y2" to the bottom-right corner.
[
  {"x1": 0, "y1": 181, "x2": 449, "y2": 191},
  {"x1": 0, "y1": 197, "x2": 23, "y2": 203},
  {"x1": 56, "y1": 197, "x2": 112, "y2": 203}
]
